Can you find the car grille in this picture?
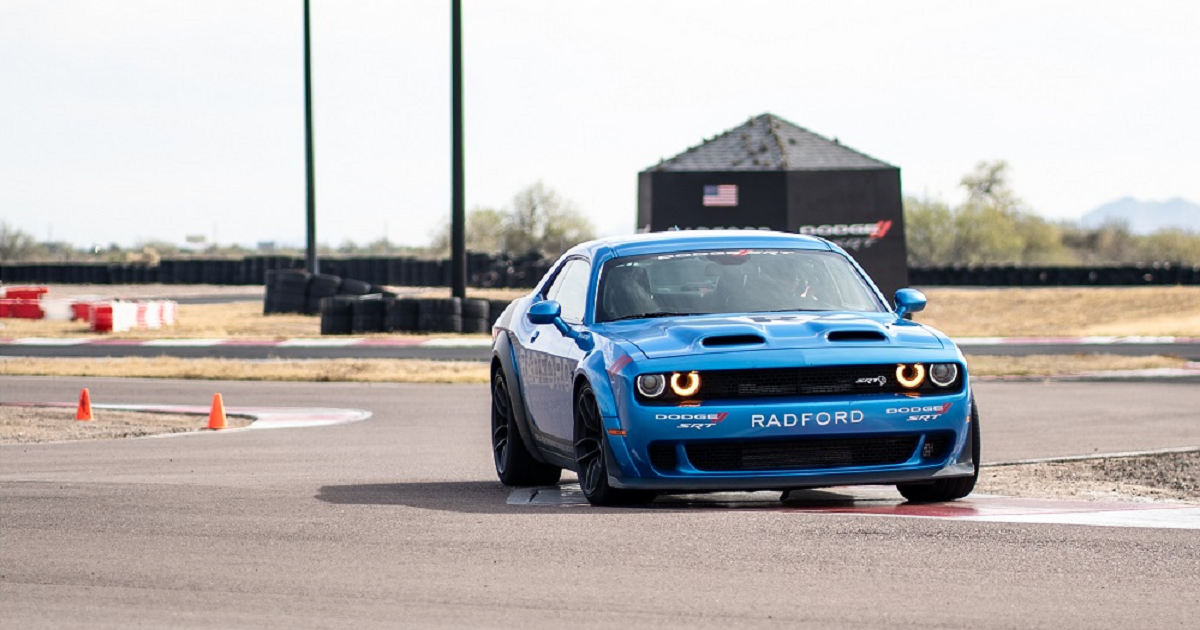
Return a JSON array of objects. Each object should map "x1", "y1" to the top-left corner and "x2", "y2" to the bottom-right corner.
[
  {"x1": 639, "y1": 364, "x2": 962, "y2": 403},
  {"x1": 684, "y1": 435, "x2": 920, "y2": 472},
  {"x1": 648, "y1": 443, "x2": 678, "y2": 472}
]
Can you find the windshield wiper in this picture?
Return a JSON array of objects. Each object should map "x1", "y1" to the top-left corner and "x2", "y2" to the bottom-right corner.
[{"x1": 608, "y1": 311, "x2": 692, "y2": 322}]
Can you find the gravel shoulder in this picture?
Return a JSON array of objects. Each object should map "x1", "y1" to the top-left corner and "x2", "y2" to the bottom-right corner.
[
  {"x1": 0, "y1": 405, "x2": 252, "y2": 444},
  {"x1": 978, "y1": 450, "x2": 1199, "y2": 503}
]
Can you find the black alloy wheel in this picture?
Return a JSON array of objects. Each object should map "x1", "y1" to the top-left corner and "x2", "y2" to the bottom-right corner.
[
  {"x1": 492, "y1": 371, "x2": 561, "y2": 487},
  {"x1": 574, "y1": 384, "x2": 655, "y2": 506},
  {"x1": 897, "y1": 396, "x2": 981, "y2": 503}
]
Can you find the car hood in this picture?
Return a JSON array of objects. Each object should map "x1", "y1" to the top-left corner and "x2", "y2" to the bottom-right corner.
[{"x1": 602, "y1": 312, "x2": 943, "y2": 359}]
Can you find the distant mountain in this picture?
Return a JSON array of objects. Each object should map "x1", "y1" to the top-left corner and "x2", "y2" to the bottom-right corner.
[{"x1": 1080, "y1": 197, "x2": 1200, "y2": 234}]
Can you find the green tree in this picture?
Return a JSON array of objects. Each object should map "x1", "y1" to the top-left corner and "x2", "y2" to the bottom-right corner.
[
  {"x1": 430, "y1": 206, "x2": 508, "y2": 255},
  {"x1": 503, "y1": 181, "x2": 595, "y2": 258},
  {"x1": 902, "y1": 196, "x2": 955, "y2": 266},
  {"x1": 0, "y1": 221, "x2": 39, "y2": 261}
]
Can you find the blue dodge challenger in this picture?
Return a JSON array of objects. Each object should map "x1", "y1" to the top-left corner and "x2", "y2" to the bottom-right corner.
[{"x1": 490, "y1": 231, "x2": 978, "y2": 506}]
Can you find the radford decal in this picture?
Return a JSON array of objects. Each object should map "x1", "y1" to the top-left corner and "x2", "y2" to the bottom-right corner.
[{"x1": 751, "y1": 411, "x2": 864, "y2": 428}]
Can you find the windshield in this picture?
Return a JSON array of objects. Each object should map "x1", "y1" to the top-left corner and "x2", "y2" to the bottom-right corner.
[{"x1": 596, "y1": 248, "x2": 885, "y2": 322}]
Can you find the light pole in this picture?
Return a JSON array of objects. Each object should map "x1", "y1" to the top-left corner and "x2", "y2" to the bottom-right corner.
[
  {"x1": 450, "y1": 0, "x2": 466, "y2": 299},
  {"x1": 303, "y1": 0, "x2": 319, "y2": 275}
]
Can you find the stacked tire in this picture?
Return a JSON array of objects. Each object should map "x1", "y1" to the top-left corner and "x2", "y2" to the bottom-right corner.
[
  {"x1": 319, "y1": 296, "x2": 355, "y2": 334},
  {"x1": 264, "y1": 270, "x2": 311, "y2": 314},
  {"x1": 418, "y1": 298, "x2": 462, "y2": 333},
  {"x1": 351, "y1": 296, "x2": 388, "y2": 333},
  {"x1": 387, "y1": 298, "x2": 419, "y2": 332},
  {"x1": 461, "y1": 299, "x2": 490, "y2": 333},
  {"x1": 306, "y1": 274, "x2": 342, "y2": 314}
]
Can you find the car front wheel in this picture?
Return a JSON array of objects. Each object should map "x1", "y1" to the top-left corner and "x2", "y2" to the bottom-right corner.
[
  {"x1": 897, "y1": 396, "x2": 981, "y2": 503},
  {"x1": 574, "y1": 384, "x2": 655, "y2": 507}
]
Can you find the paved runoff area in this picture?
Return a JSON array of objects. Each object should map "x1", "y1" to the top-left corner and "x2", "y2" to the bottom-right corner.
[{"x1": 2, "y1": 376, "x2": 1198, "y2": 629}]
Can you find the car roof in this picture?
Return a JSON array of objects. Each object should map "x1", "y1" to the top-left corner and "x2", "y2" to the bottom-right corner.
[{"x1": 567, "y1": 230, "x2": 833, "y2": 259}]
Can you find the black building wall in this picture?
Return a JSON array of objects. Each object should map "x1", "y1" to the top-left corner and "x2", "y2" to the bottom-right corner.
[
  {"x1": 643, "y1": 171, "x2": 787, "y2": 231},
  {"x1": 786, "y1": 169, "x2": 907, "y2": 299},
  {"x1": 638, "y1": 168, "x2": 908, "y2": 302}
]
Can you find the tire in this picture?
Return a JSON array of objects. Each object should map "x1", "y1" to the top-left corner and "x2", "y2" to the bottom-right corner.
[
  {"x1": 319, "y1": 296, "x2": 354, "y2": 335},
  {"x1": 462, "y1": 298, "x2": 489, "y2": 319},
  {"x1": 461, "y1": 316, "x2": 491, "y2": 334},
  {"x1": 575, "y1": 384, "x2": 655, "y2": 507},
  {"x1": 418, "y1": 298, "x2": 462, "y2": 333},
  {"x1": 897, "y1": 397, "x2": 981, "y2": 503},
  {"x1": 306, "y1": 274, "x2": 342, "y2": 314},
  {"x1": 491, "y1": 371, "x2": 561, "y2": 486},
  {"x1": 387, "y1": 298, "x2": 419, "y2": 332},
  {"x1": 339, "y1": 278, "x2": 372, "y2": 296}
]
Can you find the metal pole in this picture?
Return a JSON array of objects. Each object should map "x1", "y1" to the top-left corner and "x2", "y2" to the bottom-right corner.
[
  {"x1": 450, "y1": 0, "x2": 466, "y2": 299},
  {"x1": 304, "y1": 0, "x2": 319, "y2": 275}
]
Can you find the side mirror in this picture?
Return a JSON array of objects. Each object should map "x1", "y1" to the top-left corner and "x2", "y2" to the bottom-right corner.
[
  {"x1": 525, "y1": 299, "x2": 593, "y2": 350},
  {"x1": 893, "y1": 288, "x2": 927, "y2": 320},
  {"x1": 527, "y1": 300, "x2": 562, "y2": 325}
]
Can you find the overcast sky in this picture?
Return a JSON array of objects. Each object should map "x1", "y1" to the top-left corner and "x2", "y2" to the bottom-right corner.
[{"x1": 2, "y1": 0, "x2": 1197, "y2": 248}]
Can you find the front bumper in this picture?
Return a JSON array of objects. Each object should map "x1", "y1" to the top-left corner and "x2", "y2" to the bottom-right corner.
[{"x1": 603, "y1": 389, "x2": 974, "y2": 493}]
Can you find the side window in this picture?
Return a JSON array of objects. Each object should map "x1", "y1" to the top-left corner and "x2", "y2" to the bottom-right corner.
[{"x1": 545, "y1": 259, "x2": 591, "y2": 324}]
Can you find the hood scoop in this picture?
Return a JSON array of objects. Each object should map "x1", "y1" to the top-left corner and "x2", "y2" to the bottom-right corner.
[
  {"x1": 701, "y1": 334, "x2": 766, "y2": 348},
  {"x1": 827, "y1": 330, "x2": 887, "y2": 342}
]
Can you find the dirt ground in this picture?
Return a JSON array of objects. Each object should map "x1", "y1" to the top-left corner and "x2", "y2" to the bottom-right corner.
[{"x1": 0, "y1": 405, "x2": 252, "y2": 444}]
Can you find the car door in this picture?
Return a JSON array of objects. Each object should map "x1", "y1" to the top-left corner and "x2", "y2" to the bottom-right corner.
[
  {"x1": 516, "y1": 256, "x2": 590, "y2": 446},
  {"x1": 515, "y1": 257, "x2": 592, "y2": 447}
]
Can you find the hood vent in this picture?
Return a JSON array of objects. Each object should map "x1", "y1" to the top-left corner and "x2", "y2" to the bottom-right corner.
[
  {"x1": 701, "y1": 334, "x2": 766, "y2": 347},
  {"x1": 827, "y1": 330, "x2": 887, "y2": 342}
]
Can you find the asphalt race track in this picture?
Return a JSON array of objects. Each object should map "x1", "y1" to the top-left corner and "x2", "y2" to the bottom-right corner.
[{"x1": 2, "y1": 376, "x2": 1198, "y2": 628}]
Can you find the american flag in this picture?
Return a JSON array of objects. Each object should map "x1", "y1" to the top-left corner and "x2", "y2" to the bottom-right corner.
[{"x1": 702, "y1": 184, "x2": 738, "y2": 207}]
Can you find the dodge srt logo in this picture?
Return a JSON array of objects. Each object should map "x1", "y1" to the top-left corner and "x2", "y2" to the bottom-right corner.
[
  {"x1": 657, "y1": 412, "x2": 729, "y2": 431},
  {"x1": 798, "y1": 220, "x2": 893, "y2": 251},
  {"x1": 855, "y1": 376, "x2": 887, "y2": 386},
  {"x1": 888, "y1": 402, "x2": 953, "y2": 422}
]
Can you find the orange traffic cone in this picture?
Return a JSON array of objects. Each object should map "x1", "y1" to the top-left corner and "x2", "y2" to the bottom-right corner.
[
  {"x1": 207, "y1": 393, "x2": 227, "y2": 430},
  {"x1": 76, "y1": 388, "x2": 94, "y2": 421}
]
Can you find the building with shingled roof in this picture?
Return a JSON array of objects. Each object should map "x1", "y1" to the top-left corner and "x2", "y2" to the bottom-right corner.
[{"x1": 638, "y1": 113, "x2": 907, "y2": 297}]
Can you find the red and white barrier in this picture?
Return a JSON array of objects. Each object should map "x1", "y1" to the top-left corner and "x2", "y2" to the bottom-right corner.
[{"x1": 0, "y1": 286, "x2": 176, "y2": 333}]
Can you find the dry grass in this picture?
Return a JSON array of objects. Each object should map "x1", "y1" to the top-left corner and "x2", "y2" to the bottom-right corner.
[
  {"x1": 0, "y1": 405, "x2": 252, "y2": 444},
  {"x1": 915, "y1": 286, "x2": 1200, "y2": 337},
  {"x1": 0, "y1": 357, "x2": 490, "y2": 384},
  {"x1": 964, "y1": 353, "x2": 1188, "y2": 376}
]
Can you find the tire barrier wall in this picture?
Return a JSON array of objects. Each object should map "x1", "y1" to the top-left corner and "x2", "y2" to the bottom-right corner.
[
  {"x1": 907, "y1": 264, "x2": 1200, "y2": 287},
  {"x1": 263, "y1": 270, "x2": 394, "y2": 316},
  {"x1": 0, "y1": 254, "x2": 553, "y2": 288},
  {"x1": 318, "y1": 295, "x2": 504, "y2": 335},
  {"x1": 4, "y1": 257, "x2": 1196, "y2": 288}
]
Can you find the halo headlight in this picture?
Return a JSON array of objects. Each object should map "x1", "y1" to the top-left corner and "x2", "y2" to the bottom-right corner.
[
  {"x1": 929, "y1": 363, "x2": 959, "y2": 387},
  {"x1": 669, "y1": 371, "x2": 701, "y2": 397},
  {"x1": 636, "y1": 374, "x2": 666, "y2": 398},
  {"x1": 895, "y1": 363, "x2": 926, "y2": 389}
]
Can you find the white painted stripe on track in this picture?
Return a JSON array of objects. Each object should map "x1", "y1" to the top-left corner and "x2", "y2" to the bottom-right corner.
[
  {"x1": 276, "y1": 338, "x2": 364, "y2": 347},
  {"x1": 88, "y1": 403, "x2": 371, "y2": 431},
  {"x1": 419, "y1": 338, "x2": 493, "y2": 347},
  {"x1": 141, "y1": 338, "x2": 226, "y2": 347},
  {"x1": 7, "y1": 337, "x2": 96, "y2": 346}
]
